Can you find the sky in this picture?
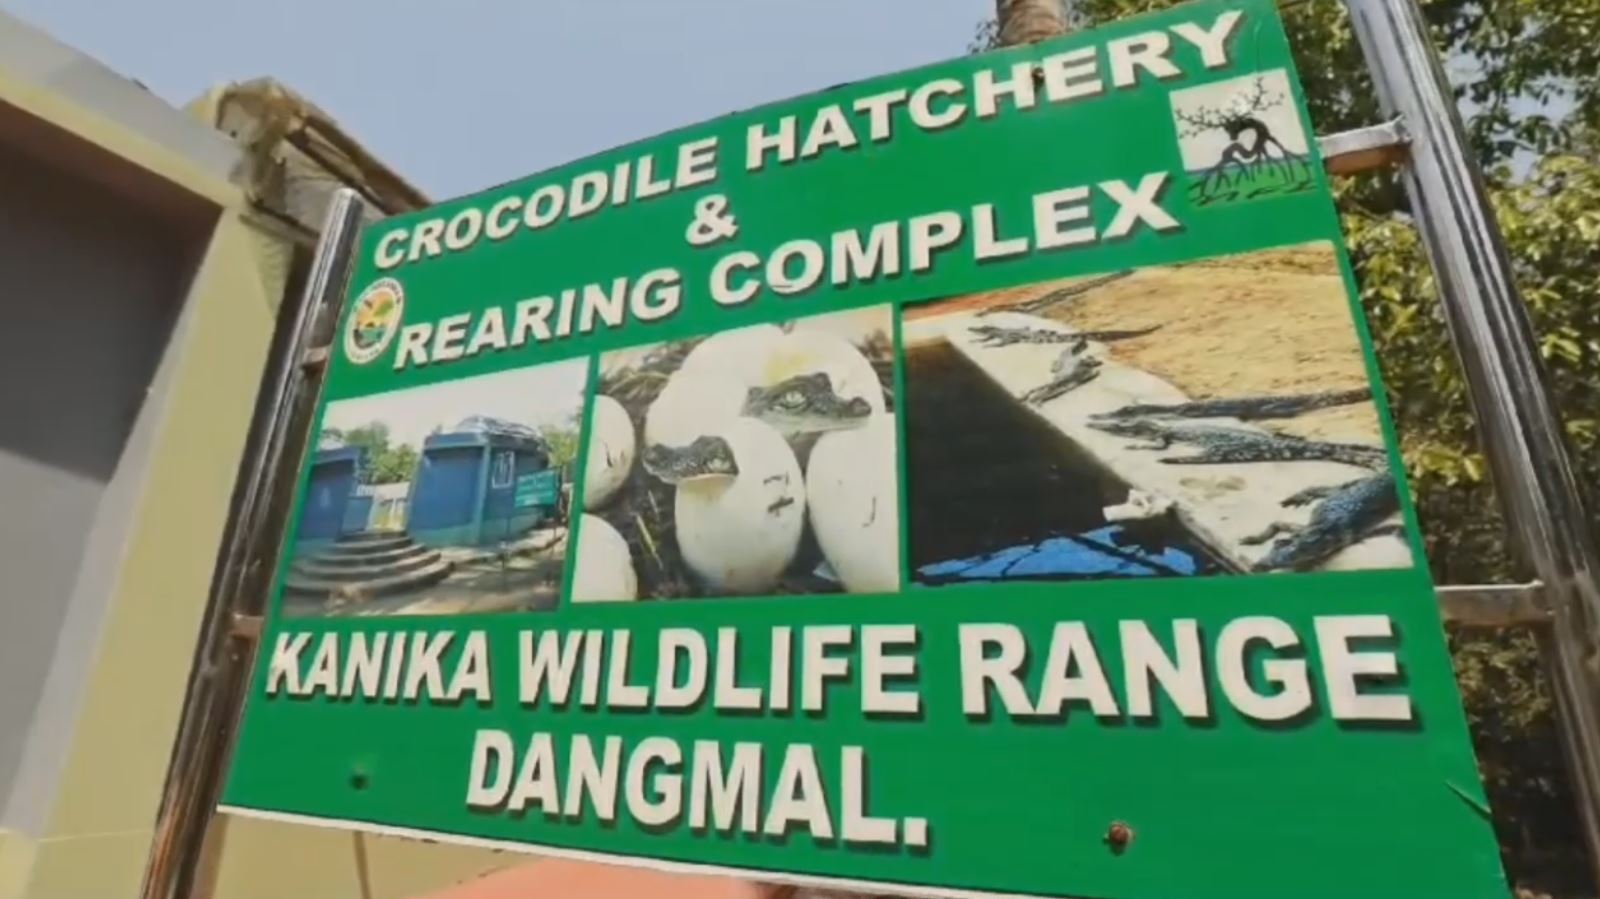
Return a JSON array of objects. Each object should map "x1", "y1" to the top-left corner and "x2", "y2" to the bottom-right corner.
[
  {"x1": 323, "y1": 360, "x2": 589, "y2": 450},
  {"x1": 1, "y1": 0, "x2": 993, "y2": 200}
]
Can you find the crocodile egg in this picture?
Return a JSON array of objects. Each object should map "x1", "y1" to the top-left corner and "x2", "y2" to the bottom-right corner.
[
  {"x1": 806, "y1": 413, "x2": 900, "y2": 593},
  {"x1": 674, "y1": 417, "x2": 804, "y2": 595},
  {"x1": 679, "y1": 323, "x2": 786, "y2": 383},
  {"x1": 644, "y1": 368, "x2": 745, "y2": 450},
  {"x1": 583, "y1": 395, "x2": 634, "y2": 511},
  {"x1": 570, "y1": 514, "x2": 637, "y2": 602}
]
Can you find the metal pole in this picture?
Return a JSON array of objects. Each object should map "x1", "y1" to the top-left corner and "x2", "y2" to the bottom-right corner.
[
  {"x1": 1343, "y1": 0, "x2": 1600, "y2": 878},
  {"x1": 139, "y1": 189, "x2": 366, "y2": 899}
]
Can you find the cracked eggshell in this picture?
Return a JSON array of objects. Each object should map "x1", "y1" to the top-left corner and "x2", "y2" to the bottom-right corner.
[
  {"x1": 571, "y1": 514, "x2": 637, "y2": 602},
  {"x1": 757, "y1": 329, "x2": 885, "y2": 419},
  {"x1": 643, "y1": 368, "x2": 745, "y2": 450},
  {"x1": 806, "y1": 413, "x2": 900, "y2": 593},
  {"x1": 679, "y1": 323, "x2": 786, "y2": 383},
  {"x1": 583, "y1": 395, "x2": 635, "y2": 511},
  {"x1": 674, "y1": 417, "x2": 804, "y2": 595}
]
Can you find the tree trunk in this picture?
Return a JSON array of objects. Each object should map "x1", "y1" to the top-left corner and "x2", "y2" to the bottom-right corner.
[{"x1": 995, "y1": 0, "x2": 1067, "y2": 46}]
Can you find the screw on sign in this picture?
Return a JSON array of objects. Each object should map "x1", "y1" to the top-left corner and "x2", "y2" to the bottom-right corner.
[{"x1": 1105, "y1": 821, "x2": 1136, "y2": 855}]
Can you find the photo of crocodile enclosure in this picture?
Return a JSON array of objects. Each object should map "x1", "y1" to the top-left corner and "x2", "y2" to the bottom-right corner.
[
  {"x1": 279, "y1": 362, "x2": 586, "y2": 617},
  {"x1": 572, "y1": 306, "x2": 900, "y2": 601},
  {"x1": 901, "y1": 240, "x2": 1411, "y2": 585}
]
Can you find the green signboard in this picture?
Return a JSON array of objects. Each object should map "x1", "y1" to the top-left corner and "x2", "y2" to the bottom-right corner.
[
  {"x1": 515, "y1": 470, "x2": 561, "y2": 509},
  {"x1": 221, "y1": 2, "x2": 1509, "y2": 896}
]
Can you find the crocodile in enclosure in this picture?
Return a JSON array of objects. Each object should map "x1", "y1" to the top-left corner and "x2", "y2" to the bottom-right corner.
[
  {"x1": 1086, "y1": 419, "x2": 1390, "y2": 469},
  {"x1": 1020, "y1": 354, "x2": 1103, "y2": 405},
  {"x1": 1090, "y1": 387, "x2": 1372, "y2": 422},
  {"x1": 1244, "y1": 473, "x2": 1404, "y2": 571},
  {"x1": 977, "y1": 270, "x2": 1137, "y2": 317},
  {"x1": 969, "y1": 323, "x2": 1161, "y2": 348}
]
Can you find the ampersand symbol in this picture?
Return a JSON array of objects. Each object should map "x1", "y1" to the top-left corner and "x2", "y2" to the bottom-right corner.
[{"x1": 686, "y1": 194, "x2": 739, "y2": 247}]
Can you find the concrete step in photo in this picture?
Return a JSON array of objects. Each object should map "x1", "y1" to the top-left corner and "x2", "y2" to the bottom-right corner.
[
  {"x1": 286, "y1": 531, "x2": 453, "y2": 600},
  {"x1": 309, "y1": 542, "x2": 433, "y2": 569},
  {"x1": 337, "y1": 529, "x2": 407, "y2": 544},
  {"x1": 323, "y1": 533, "x2": 413, "y2": 556},
  {"x1": 292, "y1": 550, "x2": 441, "y2": 582},
  {"x1": 284, "y1": 557, "x2": 454, "y2": 600}
]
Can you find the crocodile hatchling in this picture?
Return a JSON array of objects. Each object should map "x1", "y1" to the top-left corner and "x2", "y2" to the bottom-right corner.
[
  {"x1": 977, "y1": 270, "x2": 1137, "y2": 317},
  {"x1": 1020, "y1": 354, "x2": 1103, "y2": 405},
  {"x1": 1090, "y1": 387, "x2": 1371, "y2": 422},
  {"x1": 967, "y1": 325, "x2": 1087, "y2": 350},
  {"x1": 969, "y1": 323, "x2": 1161, "y2": 348},
  {"x1": 1086, "y1": 418, "x2": 1390, "y2": 469},
  {"x1": 740, "y1": 371, "x2": 873, "y2": 434},
  {"x1": 1244, "y1": 473, "x2": 1404, "y2": 572}
]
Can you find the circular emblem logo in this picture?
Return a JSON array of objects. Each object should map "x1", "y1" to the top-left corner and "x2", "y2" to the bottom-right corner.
[{"x1": 344, "y1": 278, "x2": 405, "y2": 365}]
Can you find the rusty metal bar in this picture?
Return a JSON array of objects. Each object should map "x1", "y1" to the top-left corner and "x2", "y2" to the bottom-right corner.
[
  {"x1": 225, "y1": 614, "x2": 264, "y2": 642},
  {"x1": 1437, "y1": 582, "x2": 1549, "y2": 628},
  {"x1": 138, "y1": 189, "x2": 365, "y2": 899},
  {"x1": 300, "y1": 345, "x2": 331, "y2": 372},
  {"x1": 1317, "y1": 118, "x2": 1410, "y2": 175},
  {"x1": 1345, "y1": 0, "x2": 1600, "y2": 880}
]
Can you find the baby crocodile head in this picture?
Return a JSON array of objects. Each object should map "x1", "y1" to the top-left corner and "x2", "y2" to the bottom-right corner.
[
  {"x1": 1053, "y1": 350, "x2": 1100, "y2": 376},
  {"x1": 1086, "y1": 417, "x2": 1160, "y2": 439},
  {"x1": 641, "y1": 435, "x2": 739, "y2": 484},
  {"x1": 742, "y1": 372, "x2": 872, "y2": 433}
]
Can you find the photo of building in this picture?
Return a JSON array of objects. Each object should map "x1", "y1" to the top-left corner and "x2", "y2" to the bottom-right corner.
[{"x1": 280, "y1": 361, "x2": 586, "y2": 617}]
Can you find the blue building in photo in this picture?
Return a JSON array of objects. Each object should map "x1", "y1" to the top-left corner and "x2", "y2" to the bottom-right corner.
[
  {"x1": 296, "y1": 446, "x2": 368, "y2": 547},
  {"x1": 407, "y1": 416, "x2": 562, "y2": 548}
]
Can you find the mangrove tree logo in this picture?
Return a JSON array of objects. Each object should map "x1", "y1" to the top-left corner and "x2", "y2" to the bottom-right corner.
[
  {"x1": 1170, "y1": 70, "x2": 1315, "y2": 207},
  {"x1": 344, "y1": 278, "x2": 405, "y2": 365}
]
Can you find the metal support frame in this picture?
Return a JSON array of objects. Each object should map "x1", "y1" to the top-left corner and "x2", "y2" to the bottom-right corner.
[
  {"x1": 138, "y1": 190, "x2": 366, "y2": 899},
  {"x1": 1438, "y1": 583, "x2": 1549, "y2": 628},
  {"x1": 1316, "y1": 118, "x2": 1410, "y2": 176},
  {"x1": 1343, "y1": 0, "x2": 1600, "y2": 881}
]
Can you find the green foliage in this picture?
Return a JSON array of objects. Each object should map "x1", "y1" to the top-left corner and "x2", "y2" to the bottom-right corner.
[
  {"x1": 968, "y1": 18, "x2": 1000, "y2": 53},
  {"x1": 1346, "y1": 148, "x2": 1600, "y2": 892},
  {"x1": 368, "y1": 443, "x2": 420, "y2": 485},
  {"x1": 539, "y1": 410, "x2": 584, "y2": 477},
  {"x1": 969, "y1": 0, "x2": 1600, "y2": 891},
  {"x1": 1451, "y1": 625, "x2": 1591, "y2": 898},
  {"x1": 1067, "y1": 0, "x2": 1600, "y2": 168},
  {"x1": 321, "y1": 422, "x2": 420, "y2": 485},
  {"x1": 1344, "y1": 148, "x2": 1600, "y2": 588}
]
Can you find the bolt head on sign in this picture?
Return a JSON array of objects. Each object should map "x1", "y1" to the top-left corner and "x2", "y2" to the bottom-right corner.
[{"x1": 220, "y1": 2, "x2": 1509, "y2": 898}]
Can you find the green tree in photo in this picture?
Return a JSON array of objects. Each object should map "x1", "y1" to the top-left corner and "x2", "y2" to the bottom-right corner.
[
  {"x1": 969, "y1": 2, "x2": 1600, "y2": 892},
  {"x1": 538, "y1": 409, "x2": 583, "y2": 478},
  {"x1": 321, "y1": 422, "x2": 421, "y2": 486},
  {"x1": 367, "y1": 443, "x2": 419, "y2": 485}
]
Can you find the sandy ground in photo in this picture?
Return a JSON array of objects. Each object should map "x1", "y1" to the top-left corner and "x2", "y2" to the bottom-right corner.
[{"x1": 906, "y1": 242, "x2": 1382, "y2": 444}]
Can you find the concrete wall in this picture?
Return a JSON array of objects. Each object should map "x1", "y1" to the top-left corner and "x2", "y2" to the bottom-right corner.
[
  {"x1": 0, "y1": 8, "x2": 237, "y2": 183},
  {"x1": 13, "y1": 213, "x2": 287, "y2": 896},
  {"x1": 0, "y1": 9, "x2": 267, "y2": 895},
  {"x1": 0, "y1": 135, "x2": 196, "y2": 822},
  {"x1": 0, "y1": 10, "x2": 517, "y2": 898}
]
